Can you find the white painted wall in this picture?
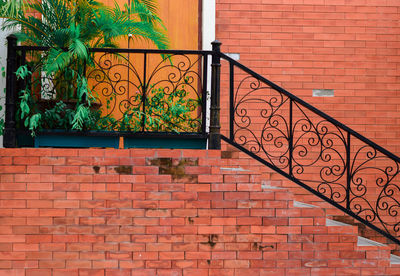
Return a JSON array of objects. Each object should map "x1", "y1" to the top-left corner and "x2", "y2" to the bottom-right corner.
[
  {"x1": 202, "y1": 0, "x2": 215, "y2": 51},
  {"x1": 202, "y1": 0, "x2": 215, "y2": 139},
  {"x1": 0, "y1": 20, "x2": 11, "y2": 148}
]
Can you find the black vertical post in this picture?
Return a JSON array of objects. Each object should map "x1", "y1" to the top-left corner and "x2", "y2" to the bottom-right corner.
[
  {"x1": 141, "y1": 53, "x2": 147, "y2": 131},
  {"x1": 209, "y1": 40, "x2": 222, "y2": 149},
  {"x1": 4, "y1": 35, "x2": 18, "y2": 148},
  {"x1": 229, "y1": 62, "x2": 234, "y2": 140},
  {"x1": 288, "y1": 98, "x2": 293, "y2": 177},
  {"x1": 346, "y1": 132, "x2": 351, "y2": 209},
  {"x1": 201, "y1": 54, "x2": 208, "y2": 135}
]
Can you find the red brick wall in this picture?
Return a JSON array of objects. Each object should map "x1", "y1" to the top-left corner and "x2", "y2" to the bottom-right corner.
[
  {"x1": 216, "y1": 0, "x2": 400, "y2": 154},
  {"x1": 1, "y1": 148, "x2": 399, "y2": 275}
]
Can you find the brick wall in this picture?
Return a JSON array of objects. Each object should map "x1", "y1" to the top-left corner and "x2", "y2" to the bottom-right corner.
[
  {"x1": 1, "y1": 148, "x2": 399, "y2": 275},
  {"x1": 216, "y1": 0, "x2": 400, "y2": 154}
]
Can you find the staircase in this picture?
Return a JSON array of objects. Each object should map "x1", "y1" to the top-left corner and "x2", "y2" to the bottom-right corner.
[
  {"x1": 3, "y1": 40, "x2": 400, "y2": 275},
  {"x1": 1, "y1": 148, "x2": 400, "y2": 275},
  {"x1": 217, "y1": 49, "x2": 400, "y2": 250},
  {"x1": 222, "y1": 145, "x2": 400, "y2": 240}
]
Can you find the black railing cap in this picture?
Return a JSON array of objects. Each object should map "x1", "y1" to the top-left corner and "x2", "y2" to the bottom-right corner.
[{"x1": 212, "y1": 40, "x2": 222, "y2": 51}]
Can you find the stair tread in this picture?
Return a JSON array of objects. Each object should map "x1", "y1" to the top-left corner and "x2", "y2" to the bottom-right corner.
[
  {"x1": 261, "y1": 184, "x2": 285, "y2": 190},
  {"x1": 357, "y1": 236, "x2": 386, "y2": 247},
  {"x1": 293, "y1": 200, "x2": 318, "y2": 208},
  {"x1": 391, "y1": 254, "x2": 400, "y2": 265},
  {"x1": 220, "y1": 167, "x2": 250, "y2": 172},
  {"x1": 326, "y1": 218, "x2": 352, "y2": 227}
]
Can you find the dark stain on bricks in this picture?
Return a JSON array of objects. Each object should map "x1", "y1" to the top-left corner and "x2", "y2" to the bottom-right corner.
[
  {"x1": 201, "y1": 234, "x2": 218, "y2": 248},
  {"x1": 147, "y1": 158, "x2": 198, "y2": 181},
  {"x1": 221, "y1": 151, "x2": 232, "y2": 159},
  {"x1": 114, "y1": 166, "x2": 133, "y2": 175},
  {"x1": 253, "y1": 242, "x2": 274, "y2": 251},
  {"x1": 93, "y1": 166, "x2": 100, "y2": 173}
]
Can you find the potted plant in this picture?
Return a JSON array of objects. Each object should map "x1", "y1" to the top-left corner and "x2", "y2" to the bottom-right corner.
[{"x1": 0, "y1": 0, "x2": 169, "y2": 147}]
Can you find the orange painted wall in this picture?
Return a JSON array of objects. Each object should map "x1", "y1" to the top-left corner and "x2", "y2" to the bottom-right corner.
[
  {"x1": 158, "y1": 0, "x2": 199, "y2": 50},
  {"x1": 91, "y1": 0, "x2": 200, "y2": 126},
  {"x1": 105, "y1": 0, "x2": 200, "y2": 50}
]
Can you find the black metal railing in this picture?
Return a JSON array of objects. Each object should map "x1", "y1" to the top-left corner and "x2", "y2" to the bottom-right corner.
[
  {"x1": 4, "y1": 35, "x2": 223, "y2": 148},
  {"x1": 219, "y1": 52, "x2": 400, "y2": 245}
]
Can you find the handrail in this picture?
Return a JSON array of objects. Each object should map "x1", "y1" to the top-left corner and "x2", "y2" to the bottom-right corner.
[
  {"x1": 220, "y1": 52, "x2": 400, "y2": 245},
  {"x1": 219, "y1": 52, "x2": 400, "y2": 164},
  {"x1": 15, "y1": 45, "x2": 213, "y2": 55}
]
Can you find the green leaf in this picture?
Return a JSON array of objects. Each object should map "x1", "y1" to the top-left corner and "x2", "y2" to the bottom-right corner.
[
  {"x1": 29, "y1": 113, "x2": 41, "y2": 136},
  {"x1": 15, "y1": 65, "x2": 31, "y2": 80}
]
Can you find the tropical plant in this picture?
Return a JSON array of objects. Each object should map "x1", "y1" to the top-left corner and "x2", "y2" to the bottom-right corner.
[
  {"x1": 95, "y1": 84, "x2": 201, "y2": 133},
  {"x1": 0, "y1": 0, "x2": 168, "y2": 135}
]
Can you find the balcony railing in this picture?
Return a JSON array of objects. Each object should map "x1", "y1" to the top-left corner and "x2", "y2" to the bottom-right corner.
[{"x1": 3, "y1": 36, "x2": 223, "y2": 148}]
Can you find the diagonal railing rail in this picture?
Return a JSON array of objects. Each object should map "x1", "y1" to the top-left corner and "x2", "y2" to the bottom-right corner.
[{"x1": 218, "y1": 51, "x2": 400, "y2": 246}]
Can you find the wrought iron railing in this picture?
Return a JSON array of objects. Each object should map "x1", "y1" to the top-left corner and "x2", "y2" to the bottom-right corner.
[
  {"x1": 3, "y1": 36, "x2": 223, "y2": 147},
  {"x1": 218, "y1": 52, "x2": 400, "y2": 246}
]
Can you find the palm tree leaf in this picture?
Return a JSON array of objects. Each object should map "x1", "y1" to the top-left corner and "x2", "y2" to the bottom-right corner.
[
  {"x1": 0, "y1": 0, "x2": 25, "y2": 18},
  {"x1": 44, "y1": 48, "x2": 72, "y2": 73},
  {"x1": 68, "y1": 25, "x2": 88, "y2": 60},
  {"x1": 134, "y1": 0, "x2": 158, "y2": 15}
]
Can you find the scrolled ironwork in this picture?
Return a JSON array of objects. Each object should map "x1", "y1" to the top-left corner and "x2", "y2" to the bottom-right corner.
[
  {"x1": 222, "y1": 52, "x2": 400, "y2": 245},
  {"x1": 13, "y1": 46, "x2": 208, "y2": 135},
  {"x1": 233, "y1": 75, "x2": 290, "y2": 169},
  {"x1": 85, "y1": 51, "x2": 204, "y2": 132}
]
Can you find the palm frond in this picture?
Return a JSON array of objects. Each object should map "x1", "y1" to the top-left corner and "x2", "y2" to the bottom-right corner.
[
  {"x1": 126, "y1": 0, "x2": 165, "y2": 29},
  {"x1": 44, "y1": 48, "x2": 72, "y2": 73},
  {"x1": 68, "y1": 24, "x2": 88, "y2": 60},
  {"x1": 0, "y1": 0, "x2": 25, "y2": 18},
  {"x1": 134, "y1": 0, "x2": 158, "y2": 15},
  {"x1": 2, "y1": 16, "x2": 47, "y2": 39},
  {"x1": 127, "y1": 21, "x2": 168, "y2": 49}
]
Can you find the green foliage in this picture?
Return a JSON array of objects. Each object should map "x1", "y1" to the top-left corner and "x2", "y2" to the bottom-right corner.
[
  {"x1": 28, "y1": 113, "x2": 41, "y2": 136},
  {"x1": 71, "y1": 104, "x2": 93, "y2": 130},
  {"x1": 19, "y1": 99, "x2": 98, "y2": 135},
  {"x1": 96, "y1": 85, "x2": 201, "y2": 133},
  {"x1": 15, "y1": 65, "x2": 31, "y2": 80},
  {"x1": 0, "y1": 0, "x2": 168, "y2": 51},
  {"x1": 42, "y1": 101, "x2": 75, "y2": 129},
  {"x1": 19, "y1": 89, "x2": 31, "y2": 121},
  {"x1": 0, "y1": 0, "x2": 169, "y2": 135}
]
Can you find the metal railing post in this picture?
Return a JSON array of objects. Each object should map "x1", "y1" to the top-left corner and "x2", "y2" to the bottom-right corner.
[
  {"x1": 346, "y1": 132, "x2": 351, "y2": 209},
  {"x1": 4, "y1": 35, "x2": 18, "y2": 148},
  {"x1": 209, "y1": 40, "x2": 222, "y2": 149}
]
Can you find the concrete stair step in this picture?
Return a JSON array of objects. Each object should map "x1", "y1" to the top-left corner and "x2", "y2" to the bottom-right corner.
[
  {"x1": 357, "y1": 236, "x2": 386, "y2": 247},
  {"x1": 326, "y1": 218, "x2": 352, "y2": 227},
  {"x1": 219, "y1": 166, "x2": 251, "y2": 172},
  {"x1": 293, "y1": 200, "x2": 318, "y2": 208},
  {"x1": 390, "y1": 254, "x2": 400, "y2": 265}
]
